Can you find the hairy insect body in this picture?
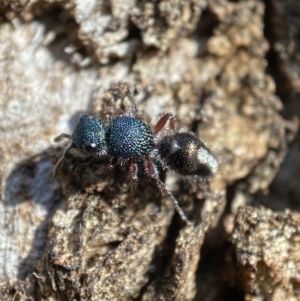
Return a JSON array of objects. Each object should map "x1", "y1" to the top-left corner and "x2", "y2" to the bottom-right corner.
[
  {"x1": 107, "y1": 116, "x2": 153, "y2": 158},
  {"x1": 157, "y1": 133, "x2": 218, "y2": 178},
  {"x1": 53, "y1": 102, "x2": 218, "y2": 224},
  {"x1": 72, "y1": 115, "x2": 107, "y2": 156}
]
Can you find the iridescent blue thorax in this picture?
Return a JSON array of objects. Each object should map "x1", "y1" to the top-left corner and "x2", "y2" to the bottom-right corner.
[{"x1": 107, "y1": 116, "x2": 154, "y2": 158}]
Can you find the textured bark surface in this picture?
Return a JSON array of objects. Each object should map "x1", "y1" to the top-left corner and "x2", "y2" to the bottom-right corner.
[{"x1": 0, "y1": 0, "x2": 300, "y2": 300}]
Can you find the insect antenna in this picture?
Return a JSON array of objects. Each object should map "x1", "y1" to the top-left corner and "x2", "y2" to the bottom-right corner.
[{"x1": 52, "y1": 134, "x2": 74, "y2": 180}]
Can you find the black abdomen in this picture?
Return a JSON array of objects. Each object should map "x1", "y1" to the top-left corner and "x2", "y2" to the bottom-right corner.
[{"x1": 157, "y1": 133, "x2": 218, "y2": 178}]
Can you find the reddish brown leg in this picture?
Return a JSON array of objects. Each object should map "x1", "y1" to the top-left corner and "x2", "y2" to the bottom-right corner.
[
  {"x1": 153, "y1": 112, "x2": 175, "y2": 135},
  {"x1": 114, "y1": 108, "x2": 127, "y2": 117},
  {"x1": 113, "y1": 106, "x2": 140, "y2": 119},
  {"x1": 143, "y1": 158, "x2": 191, "y2": 225},
  {"x1": 94, "y1": 157, "x2": 116, "y2": 176},
  {"x1": 128, "y1": 89, "x2": 142, "y2": 119},
  {"x1": 129, "y1": 159, "x2": 138, "y2": 182},
  {"x1": 130, "y1": 103, "x2": 141, "y2": 119}
]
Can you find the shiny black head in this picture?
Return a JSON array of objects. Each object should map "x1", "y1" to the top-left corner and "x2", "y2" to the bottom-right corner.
[
  {"x1": 107, "y1": 116, "x2": 154, "y2": 158},
  {"x1": 72, "y1": 115, "x2": 107, "y2": 156},
  {"x1": 157, "y1": 133, "x2": 218, "y2": 178}
]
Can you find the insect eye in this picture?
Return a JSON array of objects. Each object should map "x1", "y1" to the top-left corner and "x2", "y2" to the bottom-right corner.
[{"x1": 83, "y1": 142, "x2": 98, "y2": 153}]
